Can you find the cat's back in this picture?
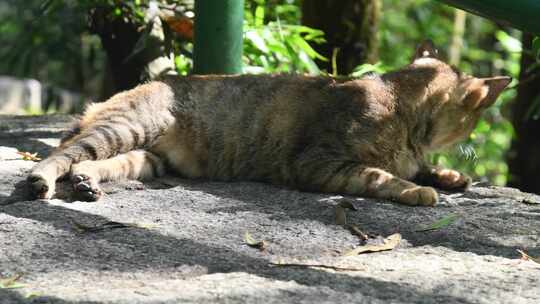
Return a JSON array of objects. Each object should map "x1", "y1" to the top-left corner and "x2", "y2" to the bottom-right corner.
[
  {"x1": 161, "y1": 74, "x2": 341, "y2": 153},
  {"x1": 157, "y1": 74, "x2": 340, "y2": 181},
  {"x1": 161, "y1": 73, "x2": 335, "y2": 114}
]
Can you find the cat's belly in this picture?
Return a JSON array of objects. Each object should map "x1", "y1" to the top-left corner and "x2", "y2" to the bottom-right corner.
[
  {"x1": 150, "y1": 123, "x2": 207, "y2": 179},
  {"x1": 161, "y1": 146, "x2": 205, "y2": 178}
]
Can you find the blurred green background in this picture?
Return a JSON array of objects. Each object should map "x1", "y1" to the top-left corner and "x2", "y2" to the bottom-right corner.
[{"x1": 1, "y1": 0, "x2": 539, "y2": 192}]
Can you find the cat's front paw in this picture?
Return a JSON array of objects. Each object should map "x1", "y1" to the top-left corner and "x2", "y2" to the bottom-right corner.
[
  {"x1": 71, "y1": 174, "x2": 103, "y2": 202},
  {"x1": 27, "y1": 173, "x2": 55, "y2": 199},
  {"x1": 436, "y1": 169, "x2": 471, "y2": 191},
  {"x1": 398, "y1": 186, "x2": 438, "y2": 206}
]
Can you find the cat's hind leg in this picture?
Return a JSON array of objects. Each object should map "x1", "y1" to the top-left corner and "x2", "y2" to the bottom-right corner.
[
  {"x1": 27, "y1": 81, "x2": 175, "y2": 199},
  {"x1": 71, "y1": 150, "x2": 165, "y2": 201}
]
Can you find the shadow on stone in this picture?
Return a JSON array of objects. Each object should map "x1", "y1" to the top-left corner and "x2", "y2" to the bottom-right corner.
[
  {"x1": 0, "y1": 134, "x2": 62, "y2": 158},
  {"x1": 0, "y1": 289, "x2": 85, "y2": 304},
  {"x1": 0, "y1": 198, "x2": 476, "y2": 304},
  {"x1": 141, "y1": 179, "x2": 540, "y2": 258},
  {"x1": 5, "y1": 173, "x2": 540, "y2": 260}
]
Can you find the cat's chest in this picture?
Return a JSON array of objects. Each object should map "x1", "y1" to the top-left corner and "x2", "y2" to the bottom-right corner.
[{"x1": 393, "y1": 151, "x2": 421, "y2": 179}]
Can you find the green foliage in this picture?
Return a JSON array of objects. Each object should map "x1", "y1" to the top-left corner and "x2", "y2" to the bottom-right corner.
[
  {"x1": 350, "y1": 63, "x2": 388, "y2": 78},
  {"x1": 379, "y1": 0, "x2": 454, "y2": 67},
  {"x1": 533, "y1": 37, "x2": 540, "y2": 60},
  {"x1": 172, "y1": 0, "x2": 326, "y2": 75},
  {"x1": 0, "y1": 0, "x2": 103, "y2": 92},
  {"x1": 243, "y1": 0, "x2": 326, "y2": 74},
  {"x1": 164, "y1": 0, "x2": 327, "y2": 75}
]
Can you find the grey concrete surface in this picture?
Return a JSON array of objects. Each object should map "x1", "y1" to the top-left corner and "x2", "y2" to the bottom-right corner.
[{"x1": 0, "y1": 115, "x2": 539, "y2": 304}]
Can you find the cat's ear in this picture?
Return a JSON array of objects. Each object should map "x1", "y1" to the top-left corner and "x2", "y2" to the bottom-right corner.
[
  {"x1": 413, "y1": 40, "x2": 439, "y2": 61},
  {"x1": 462, "y1": 76, "x2": 512, "y2": 110}
]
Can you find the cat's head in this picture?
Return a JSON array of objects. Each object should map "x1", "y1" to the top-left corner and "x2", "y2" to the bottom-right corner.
[{"x1": 406, "y1": 40, "x2": 511, "y2": 150}]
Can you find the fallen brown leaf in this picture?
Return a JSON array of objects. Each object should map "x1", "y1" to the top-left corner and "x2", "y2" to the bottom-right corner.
[
  {"x1": 344, "y1": 233, "x2": 401, "y2": 256},
  {"x1": 0, "y1": 273, "x2": 25, "y2": 289},
  {"x1": 16, "y1": 151, "x2": 41, "y2": 161},
  {"x1": 163, "y1": 15, "x2": 193, "y2": 40},
  {"x1": 244, "y1": 231, "x2": 267, "y2": 251},
  {"x1": 517, "y1": 249, "x2": 540, "y2": 266}
]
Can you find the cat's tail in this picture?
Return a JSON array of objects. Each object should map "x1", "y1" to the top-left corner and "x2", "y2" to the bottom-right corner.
[{"x1": 27, "y1": 81, "x2": 175, "y2": 199}]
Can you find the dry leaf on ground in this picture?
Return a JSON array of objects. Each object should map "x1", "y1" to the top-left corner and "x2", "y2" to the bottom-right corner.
[
  {"x1": 517, "y1": 249, "x2": 540, "y2": 266},
  {"x1": 344, "y1": 233, "x2": 401, "y2": 256},
  {"x1": 244, "y1": 231, "x2": 267, "y2": 251},
  {"x1": 16, "y1": 151, "x2": 41, "y2": 161},
  {"x1": 0, "y1": 273, "x2": 25, "y2": 289}
]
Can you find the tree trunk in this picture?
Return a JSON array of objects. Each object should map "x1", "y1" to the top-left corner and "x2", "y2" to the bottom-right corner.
[
  {"x1": 507, "y1": 33, "x2": 540, "y2": 193},
  {"x1": 89, "y1": 6, "x2": 175, "y2": 99},
  {"x1": 89, "y1": 8, "x2": 146, "y2": 96},
  {"x1": 301, "y1": 0, "x2": 380, "y2": 75},
  {"x1": 448, "y1": 9, "x2": 466, "y2": 66}
]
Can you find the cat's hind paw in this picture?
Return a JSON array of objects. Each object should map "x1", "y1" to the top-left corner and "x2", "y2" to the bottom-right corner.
[
  {"x1": 398, "y1": 186, "x2": 438, "y2": 206},
  {"x1": 27, "y1": 173, "x2": 55, "y2": 200},
  {"x1": 72, "y1": 174, "x2": 103, "y2": 202}
]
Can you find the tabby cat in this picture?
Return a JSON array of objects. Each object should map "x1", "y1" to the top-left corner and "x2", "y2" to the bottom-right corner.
[{"x1": 27, "y1": 41, "x2": 510, "y2": 206}]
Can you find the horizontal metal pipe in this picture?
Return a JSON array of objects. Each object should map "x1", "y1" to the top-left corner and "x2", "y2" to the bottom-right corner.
[{"x1": 436, "y1": 0, "x2": 540, "y2": 35}]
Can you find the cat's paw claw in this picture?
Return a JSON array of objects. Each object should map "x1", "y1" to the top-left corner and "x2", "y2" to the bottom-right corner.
[
  {"x1": 72, "y1": 174, "x2": 102, "y2": 202},
  {"x1": 27, "y1": 174, "x2": 55, "y2": 199},
  {"x1": 399, "y1": 186, "x2": 438, "y2": 206}
]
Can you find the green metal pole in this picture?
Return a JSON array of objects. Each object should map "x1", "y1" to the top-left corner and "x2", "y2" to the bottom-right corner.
[
  {"x1": 193, "y1": 0, "x2": 244, "y2": 74},
  {"x1": 436, "y1": 0, "x2": 540, "y2": 35}
]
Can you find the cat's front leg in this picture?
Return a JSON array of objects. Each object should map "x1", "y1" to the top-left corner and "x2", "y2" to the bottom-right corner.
[
  {"x1": 415, "y1": 166, "x2": 471, "y2": 191},
  {"x1": 343, "y1": 167, "x2": 439, "y2": 206},
  {"x1": 297, "y1": 162, "x2": 438, "y2": 206}
]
